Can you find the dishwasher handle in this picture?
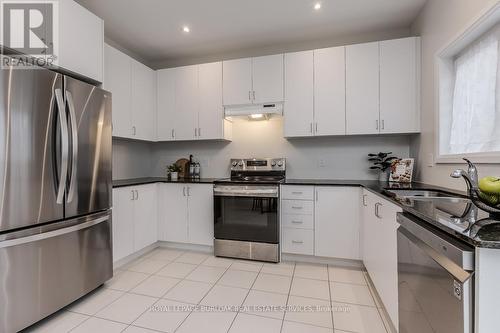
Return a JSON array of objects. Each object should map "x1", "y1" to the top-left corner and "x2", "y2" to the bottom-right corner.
[{"x1": 398, "y1": 227, "x2": 473, "y2": 284}]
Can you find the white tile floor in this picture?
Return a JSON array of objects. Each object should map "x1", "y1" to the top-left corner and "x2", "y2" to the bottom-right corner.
[{"x1": 24, "y1": 248, "x2": 390, "y2": 333}]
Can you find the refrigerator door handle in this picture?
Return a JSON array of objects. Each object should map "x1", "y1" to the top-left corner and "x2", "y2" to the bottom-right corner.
[
  {"x1": 55, "y1": 88, "x2": 69, "y2": 204},
  {"x1": 65, "y1": 91, "x2": 78, "y2": 203}
]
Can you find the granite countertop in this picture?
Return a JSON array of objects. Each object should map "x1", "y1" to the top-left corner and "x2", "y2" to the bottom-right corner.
[
  {"x1": 112, "y1": 177, "x2": 218, "y2": 188},
  {"x1": 286, "y1": 179, "x2": 500, "y2": 248},
  {"x1": 113, "y1": 176, "x2": 500, "y2": 248}
]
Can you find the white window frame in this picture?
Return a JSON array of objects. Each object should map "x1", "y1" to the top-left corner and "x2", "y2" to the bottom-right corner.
[{"x1": 435, "y1": 2, "x2": 500, "y2": 164}]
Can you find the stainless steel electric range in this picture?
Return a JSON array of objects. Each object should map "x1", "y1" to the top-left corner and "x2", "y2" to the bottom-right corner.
[{"x1": 213, "y1": 158, "x2": 286, "y2": 262}]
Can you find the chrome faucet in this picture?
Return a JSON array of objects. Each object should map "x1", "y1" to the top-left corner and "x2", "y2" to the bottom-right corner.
[{"x1": 450, "y1": 158, "x2": 479, "y2": 192}]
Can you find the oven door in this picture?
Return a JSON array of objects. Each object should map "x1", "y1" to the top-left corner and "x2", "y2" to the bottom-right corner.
[{"x1": 214, "y1": 185, "x2": 279, "y2": 244}]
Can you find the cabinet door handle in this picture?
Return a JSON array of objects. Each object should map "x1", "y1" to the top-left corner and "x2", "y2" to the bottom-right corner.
[
  {"x1": 292, "y1": 240, "x2": 304, "y2": 244},
  {"x1": 135, "y1": 190, "x2": 139, "y2": 200},
  {"x1": 183, "y1": 187, "x2": 186, "y2": 197},
  {"x1": 291, "y1": 206, "x2": 303, "y2": 210},
  {"x1": 194, "y1": 128, "x2": 197, "y2": 137},
  {"x1": 171, "y1": 129, "x2": 175, "y2": 139},
  {"x1": 291, "y1": 220, "x2": 303, "y2": 224},
  {"x1": 252, "y1": 91, "x2": 256, "y2": 100},
  {"x1": 310, "y1": 123, "x2": 313, "y2": 133},
  {"x1": 249, "y1": 91, "x2": 251, "y2": 101},
  {"x1": 132, "y1": 126, "x2": 137, "y2": 135},
  {"x1": 131, "y1": 190, "x2": 135, "y2": 201},
  {"x1": 375, "y1": 202, "x2": 382, "y2": 219},
  {"x1": 291, "y1": 191, "x2": 303, "y2": 195},
  {"x1": 381, "y1": 119, "x2": 385, "y2": 130},
  {"x1": 198, "y1": 127, "x2": 201, "y2": 137},
  {"x1": 362, "y1": 194, "x2": 368, "y2": 207},
  {"x1": 187, "y1": 187, "x2": 191, "y2": 196},
  {"x1": 315, "y1": 123, "x2": 318, "y2": 133},
  {"x1": 376, "y1": 120, "x2": 379, "y2": 130}
]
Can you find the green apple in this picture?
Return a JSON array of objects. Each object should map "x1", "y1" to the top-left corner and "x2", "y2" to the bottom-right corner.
[
  {"x1": 479, "y1": 191, "x2": 500, "y2": 206},
  {"x1": 479, "y1": 176, "x2": 500, "y2": 194}
]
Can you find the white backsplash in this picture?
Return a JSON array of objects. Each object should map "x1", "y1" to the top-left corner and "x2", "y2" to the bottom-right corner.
[{"x1": 149, "y1": 118, "x2": 413, "y2": 180}]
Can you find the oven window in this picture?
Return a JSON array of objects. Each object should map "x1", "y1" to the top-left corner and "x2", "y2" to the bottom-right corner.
[{"x1": 214, "y1": 196, "x2": 278, "y2": 244}]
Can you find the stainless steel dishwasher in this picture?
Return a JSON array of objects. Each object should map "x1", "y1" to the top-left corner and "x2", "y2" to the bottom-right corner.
[{"x1": 397, "y1": 213, "x2": 474, "y2": 333}]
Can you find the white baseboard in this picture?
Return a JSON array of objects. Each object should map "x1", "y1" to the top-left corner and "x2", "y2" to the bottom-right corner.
[
  {"x1": 113, "y1": 242, "x2": 160, "y2": 270},
  {"x1": 282, "y1": 253, "x2": 363, "y2": 268},
  {"x1": 157, "y1": 241, "x2": 214, "y2": 254}
]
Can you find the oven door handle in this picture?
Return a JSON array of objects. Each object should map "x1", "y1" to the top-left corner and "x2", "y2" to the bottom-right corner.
[{"x1": 214, "y1": 192, "x2": 278, "y2": 198}]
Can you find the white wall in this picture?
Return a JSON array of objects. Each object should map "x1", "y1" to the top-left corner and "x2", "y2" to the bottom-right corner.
[
  {"x1": 113, "y1": 138, "x2": 153, "y2": 179},
  {"x1": 410, "y1": 0, "x2": 500, "y2": 191},
  {"x1": 150, "y1": 118, "x2": 411, "y2": 179}
]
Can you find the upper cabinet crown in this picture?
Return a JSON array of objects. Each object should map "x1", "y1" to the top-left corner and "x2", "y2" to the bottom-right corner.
[
  {"x1": 104, "y1": 44, "x2": 157, "y2": 141},
  {"x1": 223, "y1": 54, "x2": 284, "y2": 106}
]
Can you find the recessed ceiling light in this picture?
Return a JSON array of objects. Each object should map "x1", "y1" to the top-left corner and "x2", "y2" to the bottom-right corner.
[
  {"x1": 314, "y1": 2, "x2": 321, "y2": 10},
  {"x1": 182, "y1": 26, "x2": 190, "y2": 33}
]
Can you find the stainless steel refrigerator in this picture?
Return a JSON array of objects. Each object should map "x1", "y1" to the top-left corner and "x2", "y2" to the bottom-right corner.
[{"x1": 0, "y1": 58, "x2": 113, "y2": 333}]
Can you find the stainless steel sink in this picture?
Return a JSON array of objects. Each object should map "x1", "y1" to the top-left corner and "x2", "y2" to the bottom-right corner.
[{"x1": 385, "y1": 189, "x2": 461, "y2": 199}]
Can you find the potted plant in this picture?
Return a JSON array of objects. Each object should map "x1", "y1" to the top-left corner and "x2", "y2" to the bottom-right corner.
[
  {"x1": 368, "y1": 152, "x2": 398, "y2": 182},
  {"x1": 167, "y1": 164, "x2": 181, "y2": 180}
]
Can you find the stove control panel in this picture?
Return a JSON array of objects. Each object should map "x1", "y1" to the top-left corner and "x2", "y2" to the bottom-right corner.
[{"x1": 230, "y1": 158, "x2": 286, "y2": 171}]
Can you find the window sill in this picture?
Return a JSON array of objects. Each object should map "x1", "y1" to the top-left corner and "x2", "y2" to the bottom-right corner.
[{"x1": 436, "y1": 152, "x2": 500, "y2": 164}]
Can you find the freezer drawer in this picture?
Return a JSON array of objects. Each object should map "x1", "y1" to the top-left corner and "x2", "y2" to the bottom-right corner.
[{"x1": 0, "y1": 211, "x2": 113, "y2": 333}]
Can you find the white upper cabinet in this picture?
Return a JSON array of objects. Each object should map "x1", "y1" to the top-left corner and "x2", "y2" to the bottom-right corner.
[
  {"x1": 174, "y1": 65, "x2": 199, "y2": 141},
  {"x1": 104, "y1": 44, "x2": 132, "y2": 138},
  {"x1": 314, "y1": 46, "x2": 346, "y2": 136},
  {"x1": 157, "y1": 62, "x2": 230, "y2": 142},
  {"x1": 346, "y1": 41, "x2": 380, "y2": 135},
  {"x1": 131, "y1": 59, "x2": 157, "y2": 141},
  {"x1": 223, "y1": 55, "x2": 284, "y2": 106},
  {"x1": 104, "y1": 44, "x2": 157, "y2": 141},
  {"x1": 56, "y1": 0, "x2": 104, "y2": 82},
  {"x1": 223, "y1": 58, "x2": 253, "y2": 105},
  {"x1": 156, "y1": 68, "x2": 176, "y2": 141},
  {"x1": 284, "y1": 50, "x2": 314, "y2": 137},
  {"x1": 315, "y1": 187, "x2": 360, "y2": 259},
  {"x1": 198, "y1": 62, "x2": 224, "y2": 140},
  {"x1": 380, "y1": 37, "x2": 420, "y2": 134},
  {"x1": 252, "y1": 54, "x2": 284, "y2": 104}
]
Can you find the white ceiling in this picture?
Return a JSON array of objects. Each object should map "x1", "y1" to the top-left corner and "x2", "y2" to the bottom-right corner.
[{"x1": 76, "y1": 0, "x2": 427, "y2": 65}]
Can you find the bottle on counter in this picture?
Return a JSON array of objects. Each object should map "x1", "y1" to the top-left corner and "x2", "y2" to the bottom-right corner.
[
  {"x1": 189, "y1": 154, "x2": 194, "y2": 178},
  {"x1": 194, "y1": 162, "x2": 201, "y2": 178}
]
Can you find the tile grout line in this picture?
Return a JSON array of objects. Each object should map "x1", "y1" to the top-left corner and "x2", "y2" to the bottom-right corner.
[
  {"x1": 106, "y1": 250, "x2": 189, "y2": 331},
  {"x1": 225, "y1": 260, "x2": 265, "y2": 333},
  {"x1": 279, "y1": 261, "x2": 296, "y2": 333},
  {"x1": 172, "y1": 256, "x2": 236, "y2": 332},
  {"x1": 327, "y1": 265, "x2": 335, "y2": 331}
]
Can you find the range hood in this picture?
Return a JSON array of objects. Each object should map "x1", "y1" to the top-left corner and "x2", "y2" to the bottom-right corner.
[{"x1": 224, "y1": 103, "x2": 283, "y2": 120}]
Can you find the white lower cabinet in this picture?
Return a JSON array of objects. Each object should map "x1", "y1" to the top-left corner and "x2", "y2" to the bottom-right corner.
[
  {"x1": 158, "y1": 184, "x2": 214, "y2": 246},
  {"x1": 315, "y1": 187, "x2": 361, "y2": 259},
  {"x1": 282, "y1": 228, "x2": 314, "y2": 255},
  {"x1": 281, "y1": 185, "x2": 361, "y2": 260},
  {"x1": 361, "y1": 189, "x2": 401, "y2": 329},
  {"x1": 112, "y1": 184, "x2": 158, "y2": 263}
]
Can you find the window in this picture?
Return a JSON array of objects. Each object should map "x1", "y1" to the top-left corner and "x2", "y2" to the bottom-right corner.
[
  {"x1": 449, "y1": 27, "x2": 499, "y2": 154},
  {"x1": 437, "y1": 4, "x2": 500, "y2": 163}
]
